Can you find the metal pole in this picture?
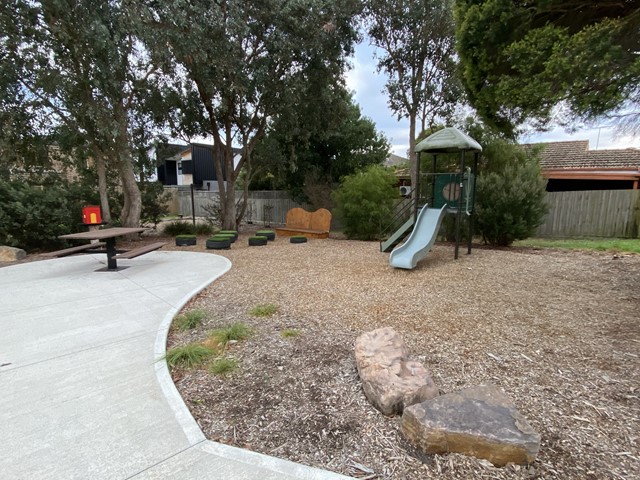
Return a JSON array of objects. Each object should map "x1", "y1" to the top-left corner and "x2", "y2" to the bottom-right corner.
[
  {"x1": 190, "y1": 183, "x2": 196, "y2": 226},
  {"x1": 454, "y1": 151, "x2": 465, "y2": 259},
  {"x1": 414, "y1": 152, "x2": 421, "y2": 221},
  {"x1": 431, "y1": 154, "x2": 437, "y2": 206},
  {"x1": 468, "y1": 152, "x2": 479, "y2": 254}
]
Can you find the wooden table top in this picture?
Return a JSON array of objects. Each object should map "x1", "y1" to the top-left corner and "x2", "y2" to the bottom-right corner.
[{"x1": 59, "y1": 227, "x2": 147, "y2": 240}]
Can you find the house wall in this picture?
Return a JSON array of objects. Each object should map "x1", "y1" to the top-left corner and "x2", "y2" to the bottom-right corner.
[{"x1": 536, "y1": 189, "x2": 640, "y2": 238}]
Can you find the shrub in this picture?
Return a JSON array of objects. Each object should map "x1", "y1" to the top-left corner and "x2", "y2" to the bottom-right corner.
[
  {"x1": 165, "y1": 343, "x2": 214, "y2": 368},
  {"x1": 173, "y1": 310, "x2": 207, "y2": 331},
  {"x1": 331, "y1": 165, "x2": 397, "y2": 240},
  {"x1": 475, "y1": 160, "x2": 548, "y2": 246},
  {"x1": 140, "y1": 181, "x2": 171, "y2": 228},
  {"x1": 194, "y1": 223, "x2": 214, "y2": 235},
  {"x1": 0, "y1": 177, "x2": 85, "y2": 251},
  {"x1": 164, "y1": 221, "x2": 196, "y2": 236}
]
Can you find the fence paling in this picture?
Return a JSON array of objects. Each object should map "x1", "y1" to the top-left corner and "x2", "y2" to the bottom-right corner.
[
  {"x1": 169, "y1": 189, "x2": 308, "y2": 225},
  {"x1": 536, "y1": 189, "x2": 639, "y2": 238}
]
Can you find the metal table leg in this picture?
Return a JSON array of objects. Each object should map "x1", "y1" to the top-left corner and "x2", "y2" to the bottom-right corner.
[{"x1": 106, "y1": 238, "x2": 118, "y2": 270}]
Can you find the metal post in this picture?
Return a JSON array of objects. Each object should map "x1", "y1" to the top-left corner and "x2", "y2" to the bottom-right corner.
[
  {"x1": 190, "y1": 183, "x2": 196, "y2": 226},
  {"x1": 468, "y1": 152, "x2": 479, "y2": 254},
  {"x1": 454, "y1": 151, "x2": 466, "y2": 259},
  {"x1": 431, "y1": 154, "x2": 437, "y2": 206},
  {"x1": 106, "y1": 238, "x2": 118, "y2": 270},
  {"x1": 414, "y1": 152, "x2": 421, "y2": 221}
]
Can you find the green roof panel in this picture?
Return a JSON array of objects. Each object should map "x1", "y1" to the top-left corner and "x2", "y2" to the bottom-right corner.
[{"x1": 415, "y1": 127, "x2": 482, "y2": 153}]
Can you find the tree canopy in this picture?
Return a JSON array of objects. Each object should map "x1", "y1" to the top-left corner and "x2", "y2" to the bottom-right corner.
[
  {"x1": 142, "y1": 0, "x2": 361, "y2": 229},
  {"x1": 455, "y1": 0, "x2": 640, "y2": 135},
  {"x1": 0, "y1": 0, "x2": 164, "y2": 226},
  {"x1": 251, "y1": 87, "x2": 389, "y2": 206},
  {"x1": 364, "y1": 0, "x2": 461, "y2": 188}
]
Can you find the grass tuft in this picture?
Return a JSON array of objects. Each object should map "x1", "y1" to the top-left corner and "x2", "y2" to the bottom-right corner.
[
  {"x1": 281, "y1": 328, "x2": 301, "y2": 338},
  {"x1": 208, "y1": 322, "x2": 253, "y2": 345},
  {"x1": 208, "y1": 357, "x2": 239, "y2": 375},
  {"x1": 249, "y1": 303, "x2": 278, "y2": 317},
  {"x1": 165, "y1": 343, "x2": 214, "y2": 369},
  {"x1": 174, "y1": 310, "x2": 207, "y2": 331}
]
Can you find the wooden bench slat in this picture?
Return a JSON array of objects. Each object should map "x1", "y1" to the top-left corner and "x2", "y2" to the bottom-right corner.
[
  {"x1": 114, "y1": 242, "x2": 167, "y2": 259},
  {"x1": 42, "y1": 242, "x2": 107, "y2": 258}
]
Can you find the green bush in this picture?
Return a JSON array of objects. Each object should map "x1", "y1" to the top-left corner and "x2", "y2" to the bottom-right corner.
[
  {"x1": 0, "y1": 178, "x2": 86, "y2": 251},
  {"x1": 475, "y1": 161, "x2": 548, "y2": 246},
  {"x1": 194, "y1": 223, "x2": 214, "y2": 235},
  {"x1": 331, "y1": 164, "x2": 397, "y2": 240},
  {"x1": 164, "y1": 221, "x2": 194, "y2": 236},
  {"x1": 140, "y1": 181, "x2": 171, "y2": 227}
]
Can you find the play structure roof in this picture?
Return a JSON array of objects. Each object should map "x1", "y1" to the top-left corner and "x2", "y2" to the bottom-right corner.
[{"x1": 415, "y1": 127, "x2": 482, "y2": 153}]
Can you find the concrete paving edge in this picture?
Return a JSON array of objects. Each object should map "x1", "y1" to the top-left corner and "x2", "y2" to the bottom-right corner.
[
  {"x1": 151, "y1": 254, "x2": 353, "y2": 479},
  {"x1": 153, "y1": 256, "x2": 232, "y2": 445}
]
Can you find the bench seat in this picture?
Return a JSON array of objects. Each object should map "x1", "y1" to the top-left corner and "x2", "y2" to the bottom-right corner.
[
  {"x1": 274, "y1": 227, "x2": 330, "y2": 239},
  {"x1": 274, "y1": 208, "x2": 331, "y2": 239},
  {"x1": 42, "y1": 242, "x2": 107, "y2": 258},
  {"x1": 115, "y1": 242, "x2": 167, "y2": 259}
]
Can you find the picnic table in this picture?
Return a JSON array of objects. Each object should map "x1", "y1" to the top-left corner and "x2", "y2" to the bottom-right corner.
[{"x1": 58, "y1": 227, "x2": 165, "y2": 271}]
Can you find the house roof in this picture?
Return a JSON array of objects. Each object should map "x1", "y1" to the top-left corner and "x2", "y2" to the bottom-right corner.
[{"x1": 526, "y1": 140, "x2": 640, "y2": 170}]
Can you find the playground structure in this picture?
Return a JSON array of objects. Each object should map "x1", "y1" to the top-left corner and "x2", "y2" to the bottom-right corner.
[{"x1": 382, "y1": 127, "x2": 482, "y2": 269}]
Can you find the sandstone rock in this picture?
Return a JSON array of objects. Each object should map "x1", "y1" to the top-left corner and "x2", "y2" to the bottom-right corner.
[
  {"x1": 355, "y1": 327, "x2": 438, "y2": 415},
  {"x1": 402, "y1": 384, "x2": 540, "y2": 466},
  {"x1": 0, "y1": 246, "x2": 26, "y2": 262}
]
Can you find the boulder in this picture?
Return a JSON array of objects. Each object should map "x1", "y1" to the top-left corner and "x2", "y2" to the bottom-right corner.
[
  {"x1": 402, "y1": 384, "x2": 540, "y2": 466},
  {"x1": 355, "y1": 327, "x2": 438, "y2": 415},
  {"x1": 0, "y1": 246, "x2": 26, "y2": 262}
]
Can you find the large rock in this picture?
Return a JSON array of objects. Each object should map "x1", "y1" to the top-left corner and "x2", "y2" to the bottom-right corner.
[
  {"x1": 355, "y1": 327, "x2": 438, "y2": 415},
  {"x1": 402, "y1": 384, "x2": 540, "y2": 466},
  {"x1": 0, "y1": 246, "x2": 26, "y2": 262}
]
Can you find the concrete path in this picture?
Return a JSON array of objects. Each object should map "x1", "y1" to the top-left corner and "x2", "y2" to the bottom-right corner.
[{"x1": 0, "y1": 251, "x2": 351, "y2": 480}]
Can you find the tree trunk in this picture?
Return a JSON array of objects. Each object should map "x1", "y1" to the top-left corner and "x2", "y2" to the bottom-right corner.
[
  {"x1": 95, "y1": 154, "x2": 111, "y2": 223},
  {"x1": 409, "y1": 114, "x2": 418, "y2": 197},
  {"x1": 118, "y1": 156, "x2": 142, "y2": 228},
  {"x1": 222, "y1": 182, "x2": 236, "y2": 230}
]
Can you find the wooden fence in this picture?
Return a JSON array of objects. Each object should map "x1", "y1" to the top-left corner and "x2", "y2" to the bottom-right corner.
[
  {"x1": 165, "y1": 188, "x2": 308, "y2": 226},
  {"x1": 536, "y1": 189, "x2": 640, "y2": 238},
  {"x1": 165, "y1": 187, "x2": 640, "y2": 238}
]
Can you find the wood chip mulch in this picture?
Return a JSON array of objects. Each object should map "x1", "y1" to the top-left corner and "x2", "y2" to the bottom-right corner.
[{"x1": 159, "y1": 229, "x2": 638, "y2": 479}]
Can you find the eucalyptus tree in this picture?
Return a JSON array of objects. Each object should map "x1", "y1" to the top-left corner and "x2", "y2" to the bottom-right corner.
[
  {"x1": 455, "y1": 0, "x2": 640, "y2": 136},
  {"x1": 364, "y1": 0, "x2": 460, "y2": 189},
  {"x1": 142, "y1": 0, "x2": 361, "y2": 229},
  {"x1": 1, "y1": 0, "x2": 161, "y2": 226}
]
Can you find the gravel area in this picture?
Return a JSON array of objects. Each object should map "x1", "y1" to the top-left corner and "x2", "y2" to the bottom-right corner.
[{"x1": 144, "y1": 230, "x2": 639, "y2": 478}]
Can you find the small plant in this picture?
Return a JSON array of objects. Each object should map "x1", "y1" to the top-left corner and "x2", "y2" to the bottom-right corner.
[
  {"x1": 208, "y1": 322, "x2": 253, "y2": 345},
  {"x1": 249, "y1": 303, "x2": 278, "y2": 317},
  {"x1": 163, "y1": 220, "x2": 196, "y2": 236},
  {"x1": 165, "y1": 343, "x2": 214, "y2": 368},
  {"x1": 281, "y1": 328, "x2": 300, "y2": 338},
  {"x1": 174, "y1": 310, "x2": 207, "y2": 331},
  {"x1": 194, "y1": 223, "x2": 214, "y2": 235},
  {"x1": 208, "y1": 357, "x2": 239, "y2": 375}
]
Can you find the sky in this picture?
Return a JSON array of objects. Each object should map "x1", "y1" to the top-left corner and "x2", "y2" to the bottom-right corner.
[{"x1": 345, "y1": 42, "x2": 640, "y2": 158}]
